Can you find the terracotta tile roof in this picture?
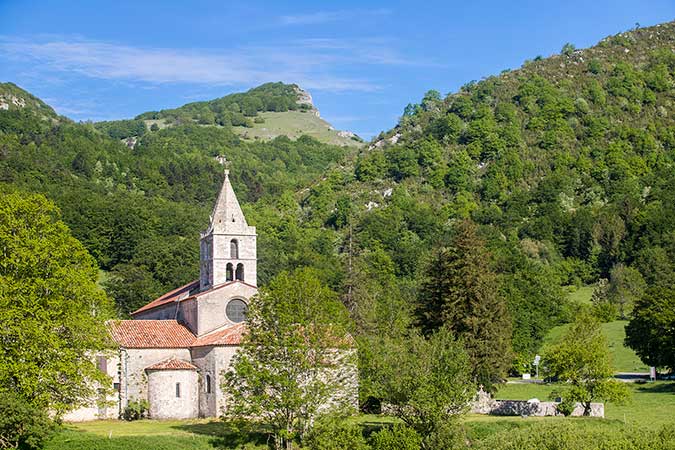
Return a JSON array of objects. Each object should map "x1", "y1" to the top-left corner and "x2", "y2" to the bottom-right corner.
[
  {"x1": 131, "y1": 280, "x2": 258, "y2": 316},
  {"x1": 132, "y1": 280, "x2": 200, "y2": 315},
  {"x1": 192, "y1": 323, "x2": 247, "y2": 347},
  {"x1": 108, "y1": 320, "x2": 196, "y2": 348},
  {"x1": 145, "y1": 357, "x2": 198, "y2": 371}
]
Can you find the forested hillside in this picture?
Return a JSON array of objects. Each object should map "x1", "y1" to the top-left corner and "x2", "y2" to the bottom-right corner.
[
  {"x1": 0, "y1": 83, "x2": 352, "y2": 314},
  {"x1": 2, "y1": 21, "x2": 675, "y2": 374},
  {"x1": 252, "y1": 21, "x2": 675, "y2": 366}
]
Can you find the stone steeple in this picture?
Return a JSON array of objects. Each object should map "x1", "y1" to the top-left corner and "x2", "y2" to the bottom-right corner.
[{"x1": 200, "y1": 168, "x2": 257, "y2": 290}]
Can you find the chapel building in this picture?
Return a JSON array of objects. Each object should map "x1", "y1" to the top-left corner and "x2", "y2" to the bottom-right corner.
[{"x1": 66, "y1": 169, "x2": 262, "y2": 420}]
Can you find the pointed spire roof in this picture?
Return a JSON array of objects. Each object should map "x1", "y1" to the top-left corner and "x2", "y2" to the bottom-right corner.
[{"x1": 206, "y1": 169, "x2": 253, "y2": 235}]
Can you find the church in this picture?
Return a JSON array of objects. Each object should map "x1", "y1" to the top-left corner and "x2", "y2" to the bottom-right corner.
[{"x1": 66, "y1": 168, "x2": 273, "y2": 421}]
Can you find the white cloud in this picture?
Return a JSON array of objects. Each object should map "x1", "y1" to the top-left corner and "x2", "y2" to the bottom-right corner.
[
  {"x1": 279, "y1": 9, "x2": 390, "y2": 26},
  {"x1": 0, "y1": 35, "x2": 430, "y2": 93}
]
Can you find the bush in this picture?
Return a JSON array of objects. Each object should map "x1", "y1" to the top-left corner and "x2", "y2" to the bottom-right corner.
[
  {"x1": 122, "y1": 399, "x2": 149, "y2": 421},
  {"x1": 369, "y1": 424, "x2": 421, "y2": 450},
  {"x1": 0, "y1": 392, "x2": 55, "y2": 450},
  {"x1": 254, "y1": 117, "x2": 265, "y2": 124},
  {"x1": 555, "y1": 398, "x2": 575, "y2": 416},
  {"x1": 304, "y1": 419, "x2": 369, "y2": 450}
]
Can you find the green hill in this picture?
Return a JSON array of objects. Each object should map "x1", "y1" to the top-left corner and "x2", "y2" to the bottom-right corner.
[{"x1": 101, "y1": 82, "x2": 362, "y2": 147}]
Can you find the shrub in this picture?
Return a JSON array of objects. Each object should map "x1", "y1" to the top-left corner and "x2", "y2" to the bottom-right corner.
[
  {"x1": 304, "y1": 419, "x2": 369, "y2": 450},
  {"x1": 369, "y1": 424, "x2": 421, "y2": 450},
  {"x1": 0, "y1": 392, "x2": 55, "y2": 450},
  {"x1": 253, "y1": 117, "x2": 265, "y2": 124},
  {"x1": 122, "y1": 399, "x2": 149, "y2": 421},
  {"x1": 555, "y1": 398, "x2": 575, "y2": 416}
]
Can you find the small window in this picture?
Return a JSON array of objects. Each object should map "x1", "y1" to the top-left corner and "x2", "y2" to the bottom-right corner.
[
  {"x1": 230, "y1": 239, "x2": 239, "y2": 259},
  {"x1": 113, "y1": 382, "x2": 121, "y2": 391},
  {"x1": 96, "y1": 356, "x2": 107, "y2": 373},
  {"x1": 226, "y1": 299, "x2": 248, "y2": 323},
  {"x1": 175, "y1": 382, "x2": 181, "y2": 398},
  {"x1": 235, "y1": 263, "x2": 244, "y2": 281},
  {"x1": 206, "y1": 374, "x2": 212, "y2": 394},
  {"x1": 226, "y1": 263, "x2": 233, "y2": 282}
]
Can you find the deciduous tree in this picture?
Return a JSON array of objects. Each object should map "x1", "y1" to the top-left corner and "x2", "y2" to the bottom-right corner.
[{"x1": 222, "y1": 268, "x2": 355, "y2": 450}]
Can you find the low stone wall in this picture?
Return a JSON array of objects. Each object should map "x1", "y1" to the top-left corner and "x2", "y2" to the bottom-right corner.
[{"x1": 470, "y1": 388, "x2": 604, "y2": 418}]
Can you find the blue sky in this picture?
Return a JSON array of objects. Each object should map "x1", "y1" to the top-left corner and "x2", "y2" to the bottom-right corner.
[{"x1": 1, "y1": 1, "x2": 673, "y2": 139}]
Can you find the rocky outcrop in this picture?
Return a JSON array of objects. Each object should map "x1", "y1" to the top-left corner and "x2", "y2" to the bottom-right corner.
[{"x1": 0, "y1": 94, "x2": 27, "y2": 110}]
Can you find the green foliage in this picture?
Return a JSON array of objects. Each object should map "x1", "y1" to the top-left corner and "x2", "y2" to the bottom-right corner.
[
  {"x1": 555, "y1": 397, "x2": 576, "y2": 416},
  {"x1": 0, "y1": 391, "x2": 55, "y2": 450},
  {"x1": 471, "y1": 422, "x2": 675, "y2": 450},
  {"x1": 625, "y1": 285, "x2": 675, "y2": 370},
  {"x1": 94, "y1": 119, "x2": 147, "y2": 140},
  {"x1": 374, "y1": 327, "x2": 473, "y2": 444},
  {"x1": 0, "y1": 191, "x2": 113, "y2": 415},
  {"x1": 305, "y1": 419, "x2": 369, "y2": 450},
  {"x1": 223, "y1": 268, "x2": 355, "y2": 449},
  {"x1": 369, "y1": 424, "x2": 422, "y2": 450},
  {"x1": 561, "y1": 43, "x2": 576, "y2": 55},
  {"x1": 121, "y1": 399, "x2": 149, "y2": 421},
  {"x1": 417, "y1": 220, "x2": 512, "y2": 389},
  {"x1": 544, "y1": 312, "x2": 630, "y2": 415},
  {"x1": 607, "y1": 263, "x2": 645, "y2": 319}
]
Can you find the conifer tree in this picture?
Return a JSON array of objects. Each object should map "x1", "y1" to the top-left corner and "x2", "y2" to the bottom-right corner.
[{"x1": 417, "y1": 220, "x2": 512, "y2": 390}]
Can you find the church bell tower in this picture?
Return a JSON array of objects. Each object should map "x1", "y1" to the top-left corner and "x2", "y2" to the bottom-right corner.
[{"x1": 200, "y1": 167, "x2": 257, "y2": 290}]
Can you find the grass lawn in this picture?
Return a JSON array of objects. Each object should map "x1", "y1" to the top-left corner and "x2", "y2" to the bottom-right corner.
[
  {"x1": 543, "y1": 320, "x2": 648, "y2": 373},
  {"x1": 565, "y1": 284, "x2": 595, "y2": 305},
  {"x1": 545, "y1": 286, "x2": 648, "y2": 373},
  {"x1": 47, "y1": 419, "x2": 269, "y2": 450}
]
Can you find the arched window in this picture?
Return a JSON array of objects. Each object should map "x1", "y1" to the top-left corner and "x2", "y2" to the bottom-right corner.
[
  {"x1": 206, "y1": 374, "x2": 212, "y2": 394},
  {"x1": 226, "y1": 263, "x2": 233, "y2": 282},
  {"x1": 230, "y1": 239, "x2": 239, "y2": 259},
  {"x1": 235, "y1": 263, "x2": 244, "y2": 281}
]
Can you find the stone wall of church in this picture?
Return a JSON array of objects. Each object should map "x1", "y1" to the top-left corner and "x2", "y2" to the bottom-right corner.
[
  {"x1": 147, "y1": 369, "x2": 199, "y2": 419},
  {"x1": 190, "y1": 346, "x2": 218, "y2": 417},
  {"x1": 120, "y1": 348, "x2": 192, "y2": 408},
  {"x1": 196, "y1": 283, "x2": 258, "y2": 335},
  {"x1": 213, "y1": 346, "x2": 239, "y2": 415},
  {"x1": 189, "y1": 345, "x2": 240, "y2": 417}
]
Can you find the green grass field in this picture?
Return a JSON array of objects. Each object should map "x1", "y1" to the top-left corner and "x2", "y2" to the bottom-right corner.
[
  {"x1": 544, "y1": 320, "x2": 648, "y2": 373},
  {"x1": 544, "y1": 285, "x2": 648, "y2": 373},
  {"x1": 232, "y1": 111, "x2": 361, "y2": 147},
  {"x1": 144, "y1": 111, "x2": 362, "y2": 147}
]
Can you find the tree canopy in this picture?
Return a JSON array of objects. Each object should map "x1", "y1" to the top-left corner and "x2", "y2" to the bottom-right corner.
[{"x1": 0, "y1": 191, "x2": 113, "y2": 415}]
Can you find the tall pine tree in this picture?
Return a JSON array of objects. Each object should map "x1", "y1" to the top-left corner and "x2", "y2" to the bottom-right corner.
[{"x1": 417, "y1": 220, "x2": 512, "y2": 390}]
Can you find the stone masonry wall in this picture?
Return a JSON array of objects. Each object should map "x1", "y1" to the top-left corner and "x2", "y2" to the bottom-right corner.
[
  {"x1": 120, "y1": 348, "x2": 192, "y2": 408},
  {"x1": 147, "y1": 369, "x2": 199, "y2": 419},
  {"x1": 470, "y1": 388, "x2": 604, "y2": 418}
]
